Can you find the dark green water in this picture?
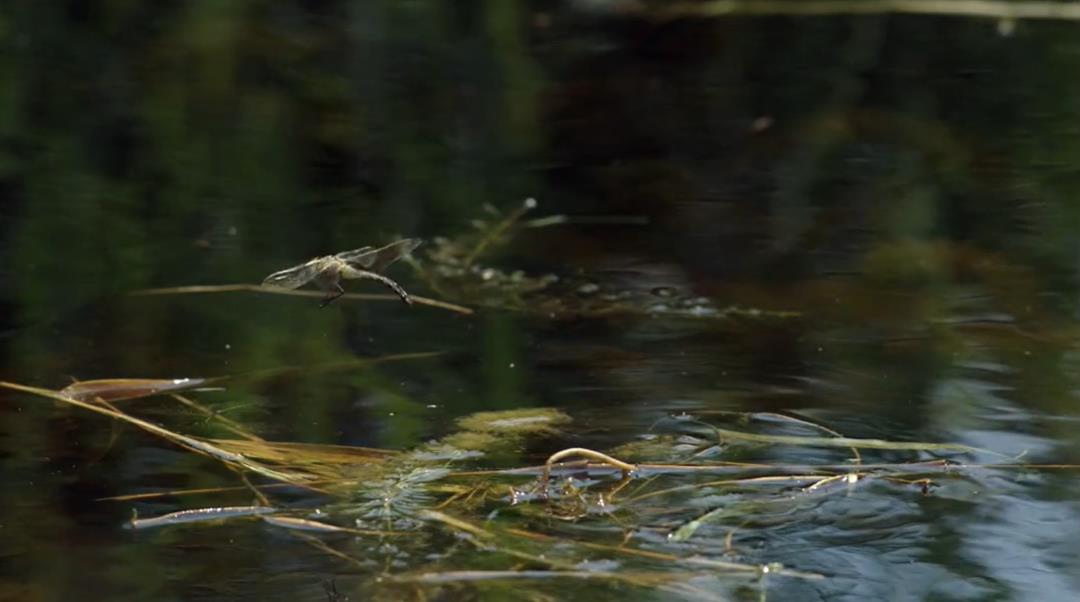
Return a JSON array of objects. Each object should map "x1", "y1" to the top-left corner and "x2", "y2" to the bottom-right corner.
[{"x1": 2, "y1": 2, "x2": 1080, "y2": 601}]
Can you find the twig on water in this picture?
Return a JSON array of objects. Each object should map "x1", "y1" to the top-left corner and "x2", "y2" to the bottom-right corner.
[{"x1": 131, "y1": 284, "x2": 473, "y2": 315}]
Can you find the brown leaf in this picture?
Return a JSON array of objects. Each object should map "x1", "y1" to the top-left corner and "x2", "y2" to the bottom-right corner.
[{"x1": 58, "y1": 378, "x2": 212, "y2": 402}]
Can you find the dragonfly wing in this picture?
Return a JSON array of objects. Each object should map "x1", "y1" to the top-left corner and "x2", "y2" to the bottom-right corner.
[
  {"x1": 262, "y1": 260, "x2": 321, "y2": 289},
  {"x1": 338, "y1": 238, "x2": 421, "y2": 272},
  {"x1": 331, "y1": 246, "x2": 373, "y2": 264}
]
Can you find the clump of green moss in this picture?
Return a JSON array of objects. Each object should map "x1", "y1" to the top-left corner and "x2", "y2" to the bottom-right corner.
[
  {"x1": 455, "y1": 408, "x2": 571, "y2": 435},
  {"x1": 435, "y1": 431, "x2": 502, "y2": 452}
]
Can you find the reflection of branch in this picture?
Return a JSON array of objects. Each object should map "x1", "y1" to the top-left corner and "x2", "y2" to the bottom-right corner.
[
  {"x1": 130, "y1": 284, "x2": 474, "y2": 315},
  {"x1": 653, "y1": 0, "x2": 1080, "y2": 21},
  {"x1": 522, "y1": 214, "x2": 649, "y2": 229}
]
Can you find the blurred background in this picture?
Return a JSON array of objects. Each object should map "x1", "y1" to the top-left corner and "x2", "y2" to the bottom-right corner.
[{"x1": 2, "y1": 1, "x2": 1080, "y2": 600}]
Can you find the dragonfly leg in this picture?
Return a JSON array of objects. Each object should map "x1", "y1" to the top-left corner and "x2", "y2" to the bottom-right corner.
[{"x1": 320, "y1": 283, "x2": 345, "y2": 307}]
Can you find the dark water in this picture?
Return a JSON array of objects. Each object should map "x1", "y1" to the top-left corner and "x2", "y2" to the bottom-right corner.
[{"x1": 3, "y1": 2, "x2": 1080, "y2": 601}]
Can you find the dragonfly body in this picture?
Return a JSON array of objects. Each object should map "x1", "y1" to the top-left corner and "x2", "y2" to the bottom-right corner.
[{"x1": 262, "y1": 239, "x2": 421, "y2": 306}]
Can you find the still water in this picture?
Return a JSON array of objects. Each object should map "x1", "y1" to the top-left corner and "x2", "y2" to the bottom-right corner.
[{"x1": 2, "y1": 2, "x2": 1080, "y2": 601}]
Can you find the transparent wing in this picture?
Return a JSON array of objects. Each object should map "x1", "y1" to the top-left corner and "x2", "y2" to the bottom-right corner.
[
  {"x1": 330, "y1": 246, "x2": 373, "y2": 264},
  {"x1": 262, "y1": 260, "x2": 322, "y2": 289},
  {"x1": 336, "y1": 238, "x2": 421, "y2": 273}
]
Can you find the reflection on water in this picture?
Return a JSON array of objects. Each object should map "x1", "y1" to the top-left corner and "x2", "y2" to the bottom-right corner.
[{"x1": 2, "y1": 2, "x2": 1080, "y2": 601}]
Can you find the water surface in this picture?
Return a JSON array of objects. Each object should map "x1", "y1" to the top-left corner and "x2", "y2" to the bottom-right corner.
[{"x1": 2, "y1": 3, "x2": 1080, "y2": 601}]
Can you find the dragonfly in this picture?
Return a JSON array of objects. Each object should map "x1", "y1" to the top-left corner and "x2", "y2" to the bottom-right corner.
[{"x1": 262, "y1": 238, "x2": 422, "y2": 307}]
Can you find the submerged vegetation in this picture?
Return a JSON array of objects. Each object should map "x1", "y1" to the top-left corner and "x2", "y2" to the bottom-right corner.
[{"x1": 0, "y1": 365, "x2": 1070, "y2": 600}]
